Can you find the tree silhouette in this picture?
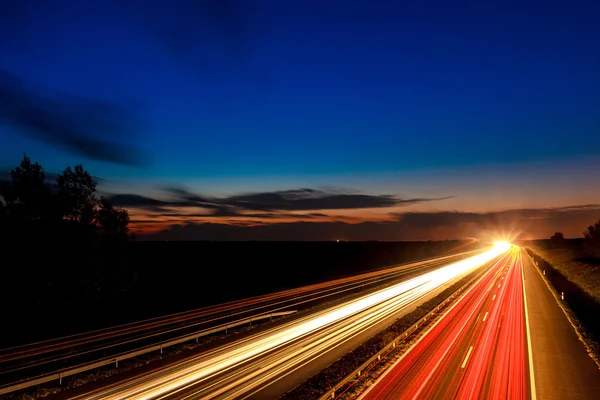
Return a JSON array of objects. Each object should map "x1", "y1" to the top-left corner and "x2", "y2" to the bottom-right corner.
[
  {"x1": 583, "y1": 220, "x2": 600, "y2": 259},
  {"x1": 550, "y1": 232, "x2": 565, "y2": 247},
  {"x1": 1, "y1": 154, "x2": 52, "y2": 221},
  {"x1": 57, "y1": 164, "x2": 97, "y2": 225},
  {"x1": 97, "y1": 197, "x2": 130, "y2": 240},
  {"x1": 0, "y1": 154, "x2": 134, "y2": 311}
]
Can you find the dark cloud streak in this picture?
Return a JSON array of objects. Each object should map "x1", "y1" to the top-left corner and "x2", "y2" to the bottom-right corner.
[
  {"x1": 224, "y1": 189, "x2": 452, "y2": 211},
  {"x1": 108, "y1": 194, "x2": 174, "y2": 209},
  {"x1": 0, "y1": 70, "x2": 147, "y2": 167},
  {"x1": 109, "y1": 187, "x2": 451, "y2": 215}
]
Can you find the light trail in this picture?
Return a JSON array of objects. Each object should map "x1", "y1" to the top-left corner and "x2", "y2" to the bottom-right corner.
[
  {"x1": 1, "y1": 251, "x2": 477, "y2": 364},
  {"x1": 360, "y1": 245, "x2": 530, "y2": 400},
  {"x1": 72, "y1": 244, "x2": 509, "y2": 400},
  {"x1": 0, "y1": 250, "x2": 481, "y2": 390}
]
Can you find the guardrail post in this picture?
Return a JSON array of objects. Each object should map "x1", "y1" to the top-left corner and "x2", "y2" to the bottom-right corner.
[
  {"x1": 160, "y1": 346, "x2": 163, "y2": 354},
  {"x1": 59, "y1": 372, "x2": 62, "y2": 385},
  {"x1": 357, "y1": 370, "x2": 361, "y2": 377},
  {"x1": 331, "y1": 390, "x2": 335, "y2": 399},
  {"x1": 116, "y1": 359, "x2": 119, "y2": 368},
  {"x1": 378, "y1": 355, "x2": 381, "y2": 361},
  {"x1": 225, "y1": 325, "x2": 228, "y2": 334},
  {"x1": 196, "y1": 336, "x2": 199, "y2": 343}
]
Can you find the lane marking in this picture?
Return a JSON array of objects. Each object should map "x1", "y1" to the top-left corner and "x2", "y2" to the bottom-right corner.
[
  {"x1": 492, "y1": 294, "x2": 496, "y2": 301},
  {"x1": 482, "y1": 312, "x2": 488, "y2": 322},
  {"x1": 461, "y1": 346, "x2": 474, "y2": 369},
  {"x1": 521, "y1": 248, "x2": 537, "y2": 400}
]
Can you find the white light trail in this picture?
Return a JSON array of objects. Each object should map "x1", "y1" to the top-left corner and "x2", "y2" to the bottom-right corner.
[{"x1": 91, "y1": 245, "x2": 510, "y2": 400}]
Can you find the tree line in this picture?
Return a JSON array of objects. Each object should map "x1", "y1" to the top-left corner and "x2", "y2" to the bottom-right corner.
[
  {"x1": 583, "y1": 220, "x2": 600, "y2": 258},
  {"x1": 0, "y1": 154, "x2": 135, "y2": 312},
  {"x1": 550, "y1": 220, "x2": 600, "y2": 259}
]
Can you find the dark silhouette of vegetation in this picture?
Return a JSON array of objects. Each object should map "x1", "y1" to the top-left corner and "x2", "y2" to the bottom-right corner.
[
  {"x1": 0, "y1": 157, "x2": 480, "y2": 347},
  {"x1": 0, "y1": 154, "x2": 133, "y2": 330},
  {"x1": 536, "y1": 221, "x2": 600, "y2": 261},
  {"x1": 583, "y1": 219, "x2": 600, "y2": 259},
  {"x1": 550, "y1": 231, "x2": 565, "y2": 248}
]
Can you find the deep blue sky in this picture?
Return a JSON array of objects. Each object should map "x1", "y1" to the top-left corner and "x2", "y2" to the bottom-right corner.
[{"x1": 1, "y1": 0, "x2": 600, "y2": 239}]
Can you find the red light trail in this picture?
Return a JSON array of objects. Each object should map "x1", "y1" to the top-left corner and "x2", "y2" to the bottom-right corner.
[{"x1": 360, "y1": 246, "x2": 532, "y2": 400}]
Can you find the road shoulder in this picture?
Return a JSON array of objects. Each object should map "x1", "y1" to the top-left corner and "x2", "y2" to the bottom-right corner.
[{"x1": 521, "y1": 248, "x2": 600, "y2": 399}]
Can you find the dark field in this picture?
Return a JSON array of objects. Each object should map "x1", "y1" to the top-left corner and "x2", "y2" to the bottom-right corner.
[
  {"x1": 3, "y1": 240, "x2": 481, "y2": 347},
  {"x1": 523, "y1": 239, "x2": 600, "y2": 303}
]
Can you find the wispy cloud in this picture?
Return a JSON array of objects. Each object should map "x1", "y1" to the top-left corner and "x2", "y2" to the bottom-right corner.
[{"x1": 109, "y1": 187, "x2": 452, "y2": 217}]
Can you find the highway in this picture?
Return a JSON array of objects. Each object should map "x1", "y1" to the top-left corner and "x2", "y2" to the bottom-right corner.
[
  {"x1": 360, "y1": 244, "x2": 531, "y2": 400},
  {"x1": 0, "y1": 249, "x2": 481, "y2": 393},
  {"x1": 59, "y1": 244, "x2": 509, "y2": 400}
]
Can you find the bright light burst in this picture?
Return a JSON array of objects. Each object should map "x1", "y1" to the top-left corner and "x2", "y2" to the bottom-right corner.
[{"x1": 493, "y1": 241, "x2": 511, "y2": 252}]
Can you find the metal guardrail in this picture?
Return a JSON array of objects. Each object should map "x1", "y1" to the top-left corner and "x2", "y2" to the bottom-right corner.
[
  {"x1": 318, "y1": 270, "x2": 481, "y2": 400},
  {"x1": 0, "y1": 310, "x2": 297, "y2": 395}
]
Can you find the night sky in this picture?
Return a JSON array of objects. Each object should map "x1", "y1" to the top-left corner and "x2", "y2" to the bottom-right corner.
[{"x1": 1, "y1": 0, "x2": 599, "y2": 240}]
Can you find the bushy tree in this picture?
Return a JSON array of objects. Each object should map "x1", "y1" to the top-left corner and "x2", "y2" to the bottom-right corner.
[
  {"x1": 0, "y1": 154, "x2": 134, "y2": 309},
  {"x1": 57, "y1": 164, "x2": 97, "y2": 225},
  {"x1": 550, "y1": 232, "x2": 565, "y2": 247},
  {"x1": 97, "y1": 197, "x2": 130, "y2": 240},
  {"x1": 1, "y1": 154, "x2": 52, "y2": 221},
  {"x1": 0, "y1": 155, "x2": 132, "y2": 235},
  {"x1": 583, "y1": 220, "x2": 600, "y2": 259}
]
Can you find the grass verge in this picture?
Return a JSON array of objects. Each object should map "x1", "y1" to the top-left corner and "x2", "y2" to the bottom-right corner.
[
  {"x1": 525, "y1": 248, "x2": 600, "y2": 370},
  {"x1": 529, "y1": 246, "x2": 600, "y2": 303}
]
